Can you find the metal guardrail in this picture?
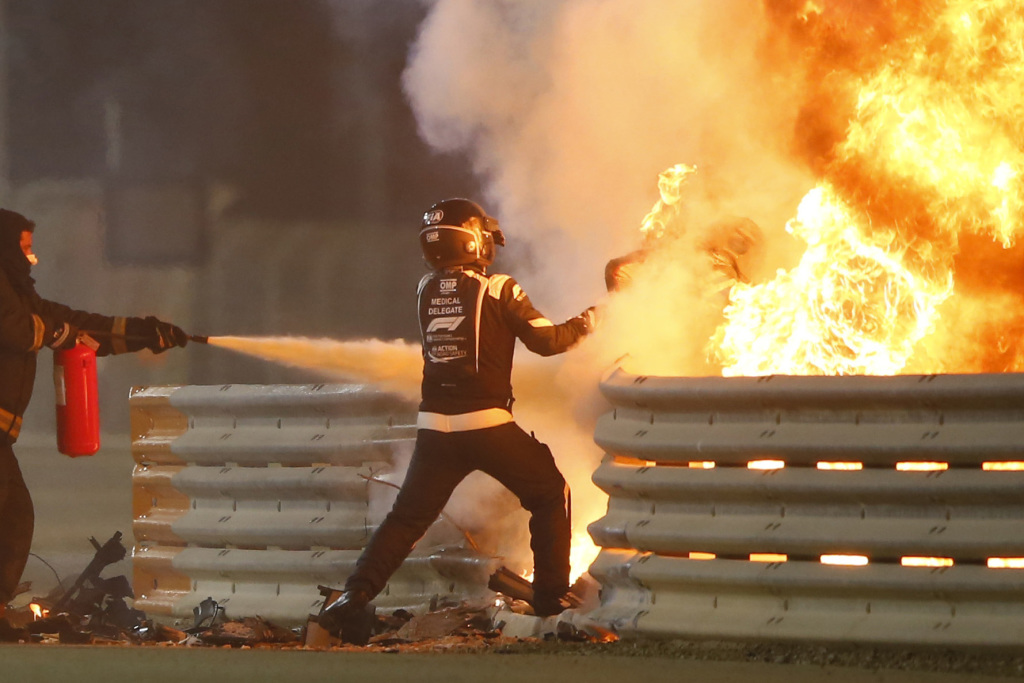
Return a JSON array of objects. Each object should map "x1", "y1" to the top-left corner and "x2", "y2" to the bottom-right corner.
[
  {"x1": 587, "y1": 367, "x2": 1024, "y2": 646},
  {"x1": 130, "y1": 384, "x2": 501, "y2": 627}
]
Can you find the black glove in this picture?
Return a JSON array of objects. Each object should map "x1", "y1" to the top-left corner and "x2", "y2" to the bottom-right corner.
[
  {"x1": 47, "y1": 321, "x2": 79, "y2": 350},
  {"x1": 578, "y1": 306, "x2": 601, "y2": 333},
  {"x1": 140, "y1": 316, "x2": 189, "y2": 354}
]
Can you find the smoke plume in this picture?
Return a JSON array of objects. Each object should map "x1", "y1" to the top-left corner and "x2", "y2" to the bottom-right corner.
[{"x1": 403, "y1": 0, "x2": 813, "y2": 299}]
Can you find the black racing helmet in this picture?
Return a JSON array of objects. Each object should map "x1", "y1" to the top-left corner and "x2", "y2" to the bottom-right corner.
[{"x1": 419, "y1": 198, "x2": 505, "y2": 270}]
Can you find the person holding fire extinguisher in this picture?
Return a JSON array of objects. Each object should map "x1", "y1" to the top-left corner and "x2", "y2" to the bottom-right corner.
[{"x1": 0, "y1": 208, "x2": 189, "y2": 624}]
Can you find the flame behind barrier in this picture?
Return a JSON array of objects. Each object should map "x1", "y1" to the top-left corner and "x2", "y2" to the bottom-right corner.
[
  {"x1": 614, "y1": 2, "x2": 1024, "y2": 378},
  {"x1": 707, "y1": 1, "x2": 1024, "y2": 377}
]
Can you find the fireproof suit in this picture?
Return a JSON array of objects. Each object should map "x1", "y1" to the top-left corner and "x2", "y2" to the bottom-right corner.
[
  {"x1": 0, "y1": 222, "x2": 178, "y2": 605},
  {"x1": 344, "y1": 266, "x2": 593, "y2": 607}
]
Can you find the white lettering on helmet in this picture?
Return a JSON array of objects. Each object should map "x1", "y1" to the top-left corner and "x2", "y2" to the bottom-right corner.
[
  {"x1": 425, "y1": 230, "x2": 440, "y2": 242},
  {"x1": 426, "y1": 316, "x2": 466, "y2": 332},
  {"x1": 424, "y1": 210, "x2": 444, "y2": 224}
]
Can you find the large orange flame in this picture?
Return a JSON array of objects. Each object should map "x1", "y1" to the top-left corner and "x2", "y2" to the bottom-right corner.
[
  {"x1": 670, "y1": 1, "x2": 1024, "y2": 377},
  {"x1": 715, "y1": 185, "x2": 953, "y2": 375}
]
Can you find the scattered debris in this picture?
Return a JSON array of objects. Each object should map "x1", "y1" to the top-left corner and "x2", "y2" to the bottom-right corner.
[
  {"x1": 1, "y1": 531, "x2": 149, "y2": 644},
  {"x1": 486, "y1": 566, "x2": 588, "y2": 614},
  {"x1": 3, "y1": 553, "x2": 611, "y2": 650},
  {"x1": 196, "y1": 616, "x2": 299, "y2": 647},
  {"x1": 487, "y1": 566, "x2": 535, "y2": 604},
  {"x1": 50, "y1": 532, "x2": 128, "y2": 613},
  {"x1": 188, "y1": 597, "x2": 226, "y2": 633}
]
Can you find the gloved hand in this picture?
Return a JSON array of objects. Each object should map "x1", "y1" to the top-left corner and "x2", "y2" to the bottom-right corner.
[
  {"x1": 47, "y1": 321, "x2": 79, "y2": 350},
  {"x1": 579, "y1": 306, "x2": 602, "y2": 333},
  {"x1": 140, "y1": 316, "x2": 189, "y2": 354}
]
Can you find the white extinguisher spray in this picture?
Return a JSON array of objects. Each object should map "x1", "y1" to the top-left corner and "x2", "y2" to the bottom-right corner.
[{"x1": 53, "y1": 339, "x2": 101, "y2": 457}]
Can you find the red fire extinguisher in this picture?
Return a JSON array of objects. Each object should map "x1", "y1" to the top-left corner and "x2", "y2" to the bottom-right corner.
[{"x1": 54, "y1": 342, "x2": 100, "y2": 457}]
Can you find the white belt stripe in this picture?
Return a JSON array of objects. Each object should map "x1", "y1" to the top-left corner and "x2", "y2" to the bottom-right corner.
[{"x1": 417, "y1": 409, "x2": 513, "y2": 433}]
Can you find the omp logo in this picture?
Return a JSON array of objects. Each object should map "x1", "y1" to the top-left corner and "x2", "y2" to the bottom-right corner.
[
  {"x1": 439, "y1": 279, "x2": 458, "y2": 292},
  {"x1": 426, "y1": 316, "x2": 465, "y2": 332},
  {"x1": 423, "y1": 210, "x2": 444, "y2": 225},
  {"x1": 424, "y1": 230, "x2": 440, "y2": 243}
]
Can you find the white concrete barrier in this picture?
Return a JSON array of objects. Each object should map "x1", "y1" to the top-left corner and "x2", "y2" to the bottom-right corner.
[{"x1": 130, "y1": 384, "x2": 500, "y2": 627}]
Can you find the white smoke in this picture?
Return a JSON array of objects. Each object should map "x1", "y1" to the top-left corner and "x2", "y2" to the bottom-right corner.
[{"x1": 404, "y1": 0, "x2": 813, "y2": 304}]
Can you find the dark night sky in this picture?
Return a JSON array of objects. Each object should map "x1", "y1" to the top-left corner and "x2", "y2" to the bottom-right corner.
[{"x1": 6, "y1": 0, "x2": 479, "y2": 224}]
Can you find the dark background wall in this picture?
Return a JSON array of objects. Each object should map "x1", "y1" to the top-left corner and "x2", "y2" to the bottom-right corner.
[
  {"x1": 4, "y1": 0, "x2": 482, "y2": 433},
  {"x1": 7, "y1": 0, "x2": 479, "y2": 224}
]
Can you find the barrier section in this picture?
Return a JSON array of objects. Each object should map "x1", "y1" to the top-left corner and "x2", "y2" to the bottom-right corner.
[
  {"x1": 587, "y1": 368, "x2": 1024, "y2": 646},
  {"x1": 130, "y1": 384, "x2": 500, "y2": 627}
]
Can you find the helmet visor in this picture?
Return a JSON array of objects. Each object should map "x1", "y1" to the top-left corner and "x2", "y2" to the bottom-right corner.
[{"x1": 420, "y1": 225, "x2": 480, "y2": 269}]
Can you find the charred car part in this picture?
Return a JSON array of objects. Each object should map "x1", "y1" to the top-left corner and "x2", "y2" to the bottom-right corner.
[
  {"x1": 49, "y1": 532, "x2": 127, "y2": 613},
  {"x1": 189, "y1": 596, "x2": 226, "y2": 633},
  {"x1": 19, "y1": 532, "x2": 146, "y2": 643}
]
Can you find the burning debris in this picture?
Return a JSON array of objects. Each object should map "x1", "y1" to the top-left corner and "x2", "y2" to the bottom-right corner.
[
  {"x1": 2, "y1": 533, "x2": 609, "y2": 651},
  {"x1": 2, "y1": 532, "x2": 146, "y2": 644},
  {"x1": 307, "y1": 567, "x2": 609, "y2": 649},
  {"x1": 0, "y1": 534, "x2": 291, "y2": 647}
]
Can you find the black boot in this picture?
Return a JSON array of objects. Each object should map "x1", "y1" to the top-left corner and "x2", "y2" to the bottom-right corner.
[{"x1": 317, "y1": 589, "x2": 375, "y2": 645}]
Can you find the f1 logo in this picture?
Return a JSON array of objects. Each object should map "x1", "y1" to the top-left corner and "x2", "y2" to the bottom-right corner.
[{"x1": 426, "y1": 316, "x2": 465, "y2": 332}]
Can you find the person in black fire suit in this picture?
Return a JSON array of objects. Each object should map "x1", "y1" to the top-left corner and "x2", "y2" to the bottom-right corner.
[
  {"x1": 319, "y1": 198, "x2": 597, "y2": 642},
  {"x1": 0, "y1": 209, "x2": 189, "y2": 622}
]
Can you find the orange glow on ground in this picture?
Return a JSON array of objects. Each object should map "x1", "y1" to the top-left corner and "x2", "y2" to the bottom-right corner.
[{"x1": 817, "y1": 462, "x2": 864, "y2": 470}]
